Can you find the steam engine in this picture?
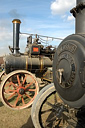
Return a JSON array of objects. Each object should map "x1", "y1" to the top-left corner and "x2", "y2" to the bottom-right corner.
[
  {"x1": 53, "y1": 0, "x2": 85, "y2": 108},
  {"x1": 30, "y1": 0, "x2": 85, "y2": 127},
  {"x1": 4, "y1": 19, "x2": 55, "y2": 78},
  {"x1": 0, "y1": 19, "x2": 56, "y2": 110}
]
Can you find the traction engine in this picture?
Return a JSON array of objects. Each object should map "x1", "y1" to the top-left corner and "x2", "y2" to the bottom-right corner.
[
  {"x1": 0, "y1": 19, "x2": 56, "y2": 110},
  {"x1": 31, "y1": 0, "x2": 85, "y2": 128}
]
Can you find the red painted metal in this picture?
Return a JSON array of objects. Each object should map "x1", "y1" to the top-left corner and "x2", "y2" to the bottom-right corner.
[{"x1": 1, "y1": 70, "x2": 39, "y2": 110}]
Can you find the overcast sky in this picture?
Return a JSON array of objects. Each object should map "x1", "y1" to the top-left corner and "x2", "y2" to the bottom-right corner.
[{"x1": 0, "y1": 0, "x2": 76, "y2": 55}]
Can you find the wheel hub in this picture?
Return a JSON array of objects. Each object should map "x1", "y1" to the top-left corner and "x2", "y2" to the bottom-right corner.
[{"x1": 19, "y1": 88, "x2": 25, "y2": 95}]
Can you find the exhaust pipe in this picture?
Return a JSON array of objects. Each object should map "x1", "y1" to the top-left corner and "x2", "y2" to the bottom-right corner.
[
  {"x1": 12, "y1": 19, "x2": 21, "y2": 54},
  {"x1": 77, "y1": 0, "x2": 85, "y2": 4},
  {"x1": 71, "y1": 0, "x2": 85, "y2": 34}
]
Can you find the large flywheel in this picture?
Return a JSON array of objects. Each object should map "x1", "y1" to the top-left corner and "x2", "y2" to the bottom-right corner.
[{"x1": 0, "y1": 70, "x2": 39, "y2": 110}]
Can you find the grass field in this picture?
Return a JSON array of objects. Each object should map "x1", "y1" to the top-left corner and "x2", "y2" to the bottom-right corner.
[{"x1": 0, "y1": 100, "x2": 34, "y2": 128}]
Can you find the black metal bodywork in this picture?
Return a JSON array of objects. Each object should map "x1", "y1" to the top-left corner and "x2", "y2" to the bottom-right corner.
[
  {"x1": 4, "y1": 19, "x2": 55, "y2": 82},
  {"x1": 53, "y1": 0, "x2": 85, "y2": 108},
  {"x1": 30, "y1": 0, "x2": 85, "y2": 127},
  {"x1": 5, "y1": 55, "x2": 52, "y2": 75}
]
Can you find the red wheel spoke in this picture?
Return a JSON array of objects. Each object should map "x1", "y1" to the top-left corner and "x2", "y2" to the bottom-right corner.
[
  {"x1": 5, "y1": 89, "x2": 16, "y2": 93},
  {"x1": 25, "y1": 93, "x2": 32, "y2": 99},
  {"x1": 7, "y1": 92, "x2": 16, "y2": 100},
  {"x1": 14, "y1": 95, "x2": 21, "y2": 107},
  {"x1": 22, "y1": 75, "x2": 27, "y2": 85},
  {"x1": 4, "y1": 85, "x2": 12, "y2": 93},
  {"x1": 17, "y1": 75, "x2": 21, "y2": 86},
  {"x1": 25, "y1": 82, "x2": 34, "y2": 89},
  {"x1": 21, "y1": 96, "x2": 25, "y2": 105},
  {"x1": 28, "y1": 89, "x2": 36, "y2": 92},
  {"x1": 1, "y1": 70, "x2": 39, "y2": 109},
  {"x1": 11, "y1": 82, "x2": 18, "y2": 88},
  {"x1": 5, "y1": 82, "x2": 18, "y2": 89},
  {"x1": 5, "y1": 82, "x2": 12, "y2": 87}
]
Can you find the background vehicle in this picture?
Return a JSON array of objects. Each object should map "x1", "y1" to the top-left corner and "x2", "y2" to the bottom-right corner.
[{"x1": 0, "y1": 19, "x2": 57, "y2": 110}]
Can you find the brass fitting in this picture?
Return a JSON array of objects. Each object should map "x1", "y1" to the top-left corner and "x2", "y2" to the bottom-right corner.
[{"x1": 12, "y1": 19, "x2": 21, "y2": 24}]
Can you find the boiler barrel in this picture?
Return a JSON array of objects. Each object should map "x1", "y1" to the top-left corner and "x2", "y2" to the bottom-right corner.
[{"x1": 4, "y1": 55, "x2": 53, "y2": 74}]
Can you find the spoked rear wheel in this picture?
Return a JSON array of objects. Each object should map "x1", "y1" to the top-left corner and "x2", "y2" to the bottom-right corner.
[
  {"x1": 31, "y1": 83, "x2": 68, "y2": 128},
  {"x1": 1, "y1": 70, "x2": 39, "y2": 110}
]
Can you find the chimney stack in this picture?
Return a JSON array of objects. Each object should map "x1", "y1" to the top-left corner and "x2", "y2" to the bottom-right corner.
[
  {"x1": 12, "y1": 19, "x2": 21, "y2": 54},
  {"x1": 71, "y1": 0, "x2": 85, "y2": 34}
]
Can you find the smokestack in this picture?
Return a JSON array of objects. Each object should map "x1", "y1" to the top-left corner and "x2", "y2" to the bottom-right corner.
[
  {"x1": 77, "y1": 0, "x2": 85, "y2": 4},
  {"x1": 12, "y1": 19, "x2": 21, "y2": 54},
  {"x1": 70, "y1": 0, "x2": 85, "y2": 34}
]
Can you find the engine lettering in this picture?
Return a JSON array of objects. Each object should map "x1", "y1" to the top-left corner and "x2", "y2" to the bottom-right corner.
[{"x1": 57, "y1": 43, "x2": 77, "y2": 55}]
